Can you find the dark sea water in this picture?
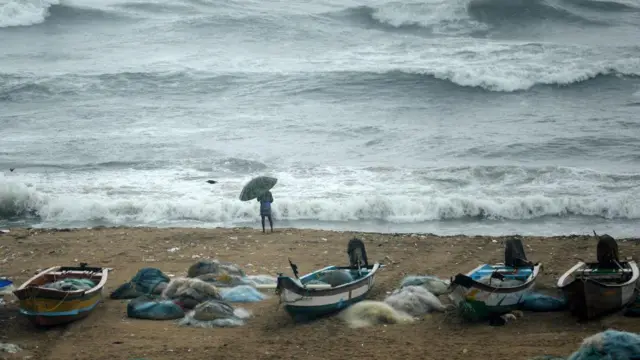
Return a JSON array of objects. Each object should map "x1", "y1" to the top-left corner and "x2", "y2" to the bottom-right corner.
[{"x1": 1, "y1": 0, "x2": 639, "y2": 236}]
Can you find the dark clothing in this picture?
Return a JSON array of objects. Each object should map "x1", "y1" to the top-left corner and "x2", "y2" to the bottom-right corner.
[
  {"x1": 257, "y1": 191, "x2": 274, "y2": 232},
  {"x1": 257, "y1": 191, "x2": 274, "y2": 216}
]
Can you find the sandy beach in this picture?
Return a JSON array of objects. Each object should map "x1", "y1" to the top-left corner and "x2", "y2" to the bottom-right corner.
[{"x1": 1, "y1": 227, "x2": 639, "y2": 360}]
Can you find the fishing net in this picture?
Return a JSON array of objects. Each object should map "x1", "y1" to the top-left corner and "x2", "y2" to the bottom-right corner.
[
  {"x1": 162, "y1": 277, "x2": 222, "y2": 309},
  {"x1": 43, "y1": 278, "x2": 95, "y2": 291},
  {"x1": 399, "y1": 275, "x2": 451, "y2": 296},
  {"x1": 531, "y1": 330, "x2": 640, "y2": 360},
  {"x1": 126, "y1": 295, "x2": 185, "y2": 320},
  {"x1": 187, "y1": 259, "x2": 245, "y2": 278},
  {"x1": 219, "y1": 285, "x2": 267, "y2": 303},
  {"x1": 339, "y1": 300, "x2": 415, "y2": 328},
  {"x1": 110, "y1": 267, "x2": 170, "y2": 300},
  {"x1": 384, "y1": 285, "x2": 447, "y2": 316},
  {"x1": 178, "y1": 300, "x2": 251, "y2": 328},
  {"x1": 520, "y1": 293, "x2": 567, "y2": 312}
]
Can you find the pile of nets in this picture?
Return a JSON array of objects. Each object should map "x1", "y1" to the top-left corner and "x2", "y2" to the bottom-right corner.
[
  {"x1": 339, "y1": 274, "x2": 452, "y2": 328},
  {"x1": 530, "y1": 330, "x2": 640, "y2": 360},
  {"x1": 179, "y1": 300, "x2": 251, "y2": 328},
  {"x1": 111, "y1": 268, "x2": 170, "y2": 300},
  {"x1": 399, "y1": 275, "x2": 451, "y2": 296},
  {"x1": 43, "y1": 278, "x2": 95, "y2": 291},
  {"x1": 113, "y1": 259, "x2": 276, "y2": 326}
]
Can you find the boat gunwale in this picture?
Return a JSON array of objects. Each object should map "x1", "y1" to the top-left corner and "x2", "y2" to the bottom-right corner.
[
  {"x1": 451, "y1": 262, "x2": 543, "y2": 294},
  {"x1": 557, "y1": 260, "x2": 639, "y2": 289},
  {"x1": 277, "y1": 263, "x2": 380, "y2": 297},
  {"x1": 13, "y1": 266, "x2": 109, "y2": 300}
]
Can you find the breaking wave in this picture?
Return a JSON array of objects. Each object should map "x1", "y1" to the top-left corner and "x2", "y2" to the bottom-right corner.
[
  {"x1": 2, "y1": 163, "x2": 640, "y2": 227},
  {"x1": 2, "y1": 60, "x2": 639, "y2": 101}
]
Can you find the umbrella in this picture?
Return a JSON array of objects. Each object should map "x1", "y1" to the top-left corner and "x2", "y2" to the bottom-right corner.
[{"x1": 239, "y1": 176, "x2": 277, "y2": 201}]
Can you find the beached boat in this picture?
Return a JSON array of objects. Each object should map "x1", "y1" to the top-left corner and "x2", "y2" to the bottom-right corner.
[
  {"x1": 0, "y1": 278, "x2": 13, "y2": 293},
  {"x1": 557, "y1": 233, "x2": 639, "y2": 321},
  {"x1": 275, "y1": 238, "x2": 381, "y2": 321},
  {"x1": 448, "y1": 238, "x2": 542, "y2": 322},
  {"x1": 13, "y1": 263, "x2": 109, "y2": 326}
]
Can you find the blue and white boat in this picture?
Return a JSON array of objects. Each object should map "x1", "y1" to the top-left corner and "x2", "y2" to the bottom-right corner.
[
  {"x1": 0, "y1": 278, "x2": 14, "y2": 295},
  {"x1": 448, "y1": 238, "x2": 542, "y2": 322},
  {"x1": 275, "y1": 238, "x2": 381, "y2": 321}
]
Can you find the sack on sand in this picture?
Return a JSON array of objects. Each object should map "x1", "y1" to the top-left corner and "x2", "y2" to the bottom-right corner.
[
  {"x1": 127, "y1": 295, "x2": 185, "y2": 320},
  {"x1": 520, "y1": 293, "x2": 567, "y2": 312},
  {"x1": 110, "y1": 268, "x2": 170, "y2": 300}
]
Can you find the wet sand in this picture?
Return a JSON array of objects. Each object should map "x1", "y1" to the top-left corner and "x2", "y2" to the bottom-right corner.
[{"x1": 1, "y1": 227, "x2": 639, "y2": 360}]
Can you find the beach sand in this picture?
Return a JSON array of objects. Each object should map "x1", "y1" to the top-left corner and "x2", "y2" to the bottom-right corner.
[{"x1": 1, "y1": 227, "x2": 639, "y2": 360}]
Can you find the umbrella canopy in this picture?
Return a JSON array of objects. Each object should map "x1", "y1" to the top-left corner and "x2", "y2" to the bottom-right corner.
[{"x1": 239, "y1": 176, "x2": 278, "y2": 201}]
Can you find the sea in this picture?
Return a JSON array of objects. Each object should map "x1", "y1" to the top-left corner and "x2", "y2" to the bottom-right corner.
[{"x1": 1, "y1": 0, "x2": 639, "y2": 237}]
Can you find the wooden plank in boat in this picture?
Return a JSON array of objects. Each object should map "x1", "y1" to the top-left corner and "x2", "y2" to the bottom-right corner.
[
  {"x1": 254, "y1": 283, "x2": 332, "y2": 290},
  {"x1": 576, "y1": 268, "x2": 631, "y2": 274}
]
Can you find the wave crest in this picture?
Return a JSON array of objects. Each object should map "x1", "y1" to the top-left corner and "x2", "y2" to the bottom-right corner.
[
  {"x1": 2, "y1": 168, "x2": 640, "y2": 227},
  {"x1": 0, "y1": 0, "x2": 59, "y2": 27}
]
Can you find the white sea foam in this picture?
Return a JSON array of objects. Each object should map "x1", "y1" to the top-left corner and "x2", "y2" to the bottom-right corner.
[{"x1": 2, "y1": 164, "x2": 639, "y2": 234}]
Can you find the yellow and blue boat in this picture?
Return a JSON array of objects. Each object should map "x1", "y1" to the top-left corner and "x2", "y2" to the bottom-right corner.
[{"x1": 13, "y1": 263, "x2": 108, "y2": 327}]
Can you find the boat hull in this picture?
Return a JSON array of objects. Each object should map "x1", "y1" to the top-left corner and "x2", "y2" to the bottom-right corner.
[
  {"x1": 557, "y1": 261, "x2": 639, "y2": 321},
  {"x1": 13, "y1": 265, "x2": 108, "y2": 327},
  {"x1": 449, "y1": 263, "x2": 542, "y2": 321},
  {"x1": 15, "y1": 288, "x2": 103, "y2": 326},
  {"x1": 277, "y1": 264, "x2": 379, "y2": 321}
]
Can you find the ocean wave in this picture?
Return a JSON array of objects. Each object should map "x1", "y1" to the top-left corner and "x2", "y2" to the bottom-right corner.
[
  {"x1": 466, "y1": 0, "x2": 608, "y2": 26},
  {"x1": 2, "y1": 181, "x2": 639, "y2": 225},
  {"x1": 0, "y1": 0, "x2": 60, "y2": 27},
  {"x1": 461, "y1": 135, "x2": 640, "y2": 162},
  {"x1": 2, "y1": 59, "x2": 639, "y2": 101},
  {"x1": 561, "y1": 0, "x2": 640, "y2": 11},
  {"x1": 2, "y1": 164, "x2": 640, "y2": 226},
  {"x1": 0, "y1": 71, "x2": 244, "y2": 101},
  {"x1": 331, "y1": 0, "x2": 632, "y2": 37},
  {"x1": 0, "y1": 0, "x2": 130, "y2": 28}
]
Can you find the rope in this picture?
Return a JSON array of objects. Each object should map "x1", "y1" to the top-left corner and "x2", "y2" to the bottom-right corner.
[{"x1": 30, "y1": 289, "x2": 73, "y2": 312}]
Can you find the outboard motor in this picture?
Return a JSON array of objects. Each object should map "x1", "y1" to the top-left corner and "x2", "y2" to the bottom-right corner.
[
  {"x1": 347, "y1": 237, "x2": 369, "y2": 269},
  {"x1": 504, "y1": 238, "x2": 533, "y2": 268},
  {"x1": 595, "y1": 231, "x2": 619, "y2": 269}
]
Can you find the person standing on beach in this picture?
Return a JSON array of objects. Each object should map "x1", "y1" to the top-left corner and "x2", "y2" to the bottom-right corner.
[{"x1": 257, "y1": 190, "x2": 274, "y2": 233}]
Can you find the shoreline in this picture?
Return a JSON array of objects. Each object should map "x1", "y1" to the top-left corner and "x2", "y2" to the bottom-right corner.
[
  {"x1": 0, "y1": 226, "x2": 639, "y2": 360},
  {"x1": 2, "y1": 224, "x2": 639, "y2": 242}
]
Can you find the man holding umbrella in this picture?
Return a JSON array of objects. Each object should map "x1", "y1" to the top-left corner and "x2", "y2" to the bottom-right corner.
[{"x1": 239, "y1": 176, "x2": 278, "y2": 233}]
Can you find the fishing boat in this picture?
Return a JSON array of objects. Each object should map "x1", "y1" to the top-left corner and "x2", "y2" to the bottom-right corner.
[
  {"x1": 0, "y1": 278, "x2": 13, "y2": 295},
  {"x1": 275, "y1": 238, "x2": 381, "y2": 321},
  {"x1": 13, "y1": 263, "x2": 109, "y2": 326},
  {"x1": 448, "y1": 238, "x2": 542, "y2": 322},
  {"x1": 557, "y1": 232, "x2": 639, "y2": 321}
]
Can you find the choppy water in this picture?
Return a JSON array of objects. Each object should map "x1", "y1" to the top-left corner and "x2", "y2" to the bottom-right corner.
[{"x1": 1, "y1": 0, "x2": 639, "y2": 236}]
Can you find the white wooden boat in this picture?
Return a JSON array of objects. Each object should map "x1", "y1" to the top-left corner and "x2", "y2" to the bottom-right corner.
[
  {"x1": 557, "y1": 232, "x2": 639, "y2": 321},
  {"x1": 448, "y1": 238, "x2": 542, "y2": 322},
  {"x1": 275, "y1": 238, "x2": 381, "y2": 321}
]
